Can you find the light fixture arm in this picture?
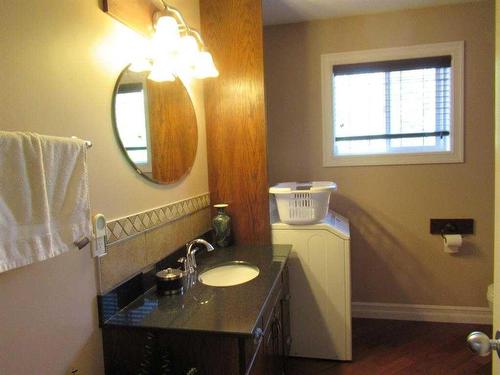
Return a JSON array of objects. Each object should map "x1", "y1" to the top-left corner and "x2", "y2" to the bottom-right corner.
[
  {"x1": 164, "y1": 4, "x2": 189, "y2": 31},
  {"x1": 188, "y1": 29, "x2": 207, "y2": 50}
]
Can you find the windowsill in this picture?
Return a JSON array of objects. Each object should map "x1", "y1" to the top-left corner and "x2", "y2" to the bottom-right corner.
[{"x1": 323, "y1": 150, "x2": 464, "y2": 167}]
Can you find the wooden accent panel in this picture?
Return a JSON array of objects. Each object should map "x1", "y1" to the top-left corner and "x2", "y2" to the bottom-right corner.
[
  {"x1": 102, "y1": 0, "x2": 162, "y2": 37},
  {"x1": 147, "y1": 78, "x2": 198, "y2": 184},
  {"x1": 200, "y1": 0, "x2": 271, "y2": 245}
]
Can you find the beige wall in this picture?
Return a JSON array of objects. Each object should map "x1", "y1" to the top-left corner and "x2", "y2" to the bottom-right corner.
[
  {"x1": 264, "y1": 1, "x2": 494, "y2": 307},
  {"x1": 0, "y1": 0, "x2": 207, "y2": 374}
]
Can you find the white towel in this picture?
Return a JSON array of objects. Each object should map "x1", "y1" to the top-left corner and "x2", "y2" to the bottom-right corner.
[{"x1": 0, "y1": 131, "x2": 92, "y2": 273}]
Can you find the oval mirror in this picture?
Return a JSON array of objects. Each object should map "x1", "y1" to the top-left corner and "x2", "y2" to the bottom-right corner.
[{"x1": 112, "y1": 65, "x2": 198, "y2": 184}]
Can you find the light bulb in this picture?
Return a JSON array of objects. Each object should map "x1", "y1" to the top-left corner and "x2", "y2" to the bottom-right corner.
[
  {"x1": 148, "y1": 60, "x2": 175, "y2": 82},
  {"x1": 178, "y1": 35, "x2": 200, "y2": 68},
  {"x1": 193, "y1": 51, "x2": 219, "y2": 78}
]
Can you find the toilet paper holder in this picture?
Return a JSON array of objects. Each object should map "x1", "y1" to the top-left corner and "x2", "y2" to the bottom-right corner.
[
  {"x1": 430, "y1": 218, "x2": 474, "y2": 236},
  {"x1": 430, "y1": 219, "x2": 473, "y2": 254},
  {"x1": 440, "y1": 223, "x2": 458, "y2": 239}
]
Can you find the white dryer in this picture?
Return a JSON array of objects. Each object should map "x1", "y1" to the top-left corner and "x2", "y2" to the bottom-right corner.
[{"x1": 271, "y1": 211, "x2": 352, "y2": 360}]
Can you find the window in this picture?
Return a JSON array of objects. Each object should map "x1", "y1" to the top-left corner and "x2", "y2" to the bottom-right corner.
[
  {"x1": 115, "y1": 83, "x2": 152, "y2": 171},
  {"x1": 321, "y1": 42, "x2": 464, "y2": 166}
]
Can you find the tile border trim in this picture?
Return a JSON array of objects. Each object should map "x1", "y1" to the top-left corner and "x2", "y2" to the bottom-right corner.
[{"x1": 105, "y1": 193, "x2": 211, "y2": 246}]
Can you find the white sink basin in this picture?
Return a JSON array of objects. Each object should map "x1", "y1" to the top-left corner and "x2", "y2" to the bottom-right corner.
[{"x1": 198, "y1": 261, "x2": 260, "y2": 287}]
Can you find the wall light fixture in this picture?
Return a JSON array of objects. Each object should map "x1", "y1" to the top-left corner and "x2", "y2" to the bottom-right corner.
[{"x1": 127, "y1": 2, "x2": 219, "y2": 82}]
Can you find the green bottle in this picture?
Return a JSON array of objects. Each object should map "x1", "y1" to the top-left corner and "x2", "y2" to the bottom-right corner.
[{"x1": 212, "y1": 204, "x2": 232, "y2": 247}]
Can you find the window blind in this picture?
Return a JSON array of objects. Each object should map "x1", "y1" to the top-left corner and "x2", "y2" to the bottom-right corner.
[
  {"x1": 333, "y1": 55, "x2": 451, "y2": 75},
  {"x1": 332, "y1": 56, "x2": 451, "y2": 156},
  {"x1": 117, "y1": 82, "x2": 144, "y2": 94}
]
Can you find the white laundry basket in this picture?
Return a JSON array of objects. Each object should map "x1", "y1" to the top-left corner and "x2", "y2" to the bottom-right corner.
[{"x1": 269, "y1": 181, "x2": 337, "y2": 224}]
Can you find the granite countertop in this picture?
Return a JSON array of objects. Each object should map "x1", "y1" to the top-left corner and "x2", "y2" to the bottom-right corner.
[{"x1": 103, "y1": 244, "x2": 291, "y2": 336}]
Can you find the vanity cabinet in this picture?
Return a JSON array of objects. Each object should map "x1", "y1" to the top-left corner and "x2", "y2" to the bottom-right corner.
[
  {"x1": 247, "y1": 270, "x2": 288, "y2": 375},
  {"x1": 281, "y1": 264, "x2": 292, "y2": 357},
  {"x1": 252, "y1": 263, "x2": 291, "y2": 374},
  {"x1": 248, "y1": 302, "x2": 284, "y2": 375},
  {"x1": 102, "y1": 262, "x2": 290, "y2": 375}
]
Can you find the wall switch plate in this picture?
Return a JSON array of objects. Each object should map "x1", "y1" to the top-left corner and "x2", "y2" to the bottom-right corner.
[{"x1": 430, "y1": 218, "x2": 474, "y2": 235}]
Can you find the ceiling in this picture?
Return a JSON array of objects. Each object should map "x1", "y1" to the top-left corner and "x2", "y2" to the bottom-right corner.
[{"x1": 262, "y1": 0, "x2": 482, "y2": 25}]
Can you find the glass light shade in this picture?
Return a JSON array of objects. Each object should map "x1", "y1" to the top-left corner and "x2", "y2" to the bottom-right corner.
[
  {"x1": 155, "y1": 16, "x2": 180, "y2": 40},
  {"x1": 193, "y1": 51, "x2": 219, "y2": 78},
  {"x1": 128, "y1": 58, "x2": 152, "y2": 72},
  {"x1": 152, "y1": 16, "x2": 180, "y2": 54},
  {"x1": 178, "y1": 35, "x2": 200, "y2": 68},
  {"x1": 148, "y1": 60, "x2": 175, "y2": 82}
]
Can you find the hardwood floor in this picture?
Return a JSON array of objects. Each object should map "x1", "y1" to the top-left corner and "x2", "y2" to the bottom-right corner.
[{"x1": 286, "y1": 319, "x2": 492, "y2": 375}]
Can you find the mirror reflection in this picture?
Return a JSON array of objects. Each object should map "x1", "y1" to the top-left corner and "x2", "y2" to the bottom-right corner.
[{"x1": 112, "y1": 66, "x2": 198, "y2": 184}]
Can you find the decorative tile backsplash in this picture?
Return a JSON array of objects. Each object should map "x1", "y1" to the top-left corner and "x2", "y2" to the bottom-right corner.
[
  {"x1": 97, "y1": 193, "x2": 212, "y2": 294},
  {"x1": 105, "y1": 193, "x2": 210, "y2": 245}
]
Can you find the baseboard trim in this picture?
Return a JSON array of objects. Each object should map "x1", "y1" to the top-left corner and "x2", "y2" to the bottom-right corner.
[{"x1": 352, "y1": 302, "x2": 492, "y2": 324}]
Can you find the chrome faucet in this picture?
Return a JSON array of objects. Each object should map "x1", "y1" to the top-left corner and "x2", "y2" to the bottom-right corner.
[{"x1": 183, "y1": 239, "x2": 215, "y2": 274}]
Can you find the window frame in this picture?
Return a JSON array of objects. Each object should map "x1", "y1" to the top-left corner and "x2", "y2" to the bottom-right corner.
[{"x1": 321, "y1": 41, "x2": 464, "y2": 167}]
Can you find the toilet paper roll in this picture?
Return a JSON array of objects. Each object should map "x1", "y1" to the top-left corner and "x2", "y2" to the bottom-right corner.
[{"x1": 443, "y1": 234, "x2": 462, "y2": 253}]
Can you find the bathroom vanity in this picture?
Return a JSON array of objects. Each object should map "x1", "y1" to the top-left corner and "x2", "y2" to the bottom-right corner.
[{"x1": 100, "y1": 244, "x2": 291, "y2": 375}]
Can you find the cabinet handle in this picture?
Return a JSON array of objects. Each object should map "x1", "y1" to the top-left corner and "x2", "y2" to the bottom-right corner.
[
  {"x1": 284, "y1": 293, "x2": 291, "y2": 301},
  {"x1": 253, "y1": 327, "x2": 263, "y2": 343},
  {"x1": 286, "y1": 336, "x2": 292, "y2": 346}
]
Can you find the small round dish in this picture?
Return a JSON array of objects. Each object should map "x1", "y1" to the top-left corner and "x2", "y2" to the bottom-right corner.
[{"x1": 156, "y1": 268, "x2": 184, "y2": 295}]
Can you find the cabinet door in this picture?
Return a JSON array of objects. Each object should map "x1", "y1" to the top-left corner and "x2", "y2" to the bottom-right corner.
[
  {"x1": 248, "y1": 308, "x2": 283, "y2": 375},
  {"x1": 273, "y1": 305, "x2": 285, "y2": 375},
  {"x1": 247, "y1": 337, "x2": 267, "y2": 375},
  {"x1": 247, "y1": 326, "x2": 274, "y2": 375},
  {"x1": 281, "y1": 265, "x2": 291, "y2": 357}
]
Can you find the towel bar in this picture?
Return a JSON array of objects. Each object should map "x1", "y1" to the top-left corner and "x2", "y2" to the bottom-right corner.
[
  {"x1": 71, "y1": 136, "x2": 92, "y2": 148},
  {"x1": 74, "y1": 237, "x2": 90, "y2": 249}
]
